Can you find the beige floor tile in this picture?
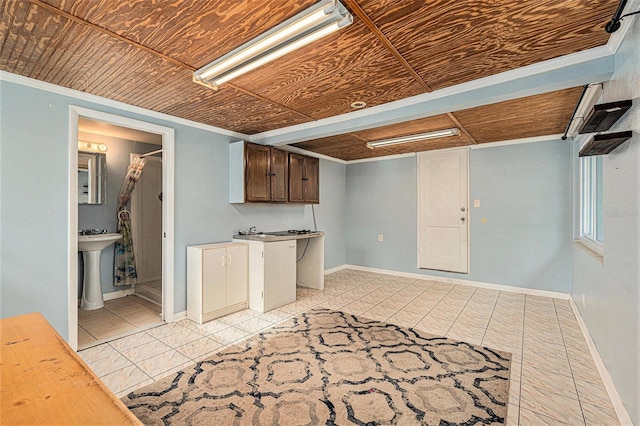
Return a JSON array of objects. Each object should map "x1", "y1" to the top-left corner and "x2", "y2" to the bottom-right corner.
[
  {"x1": 207, "y1": 326, "x2": 251, "y2": 345},
  {"x1": 78, "y1": 342, "x2": 120, "y2": 363},
  {"x1": 120, "y1": 339, "x2": 173, "y2": 363},
  {"x1": 235, "y1": 317, "x2": 274, "y2": 333},
  {"x1": 156, "y1": 328, "x2": 205, "y2": 348},
  {"x1": 522, "y1": 352, "x2": 572, "y2": 378},
  {"x1": 101, "y1": 364, "x2": 152, "y2": 396},
  {"x1": 109, "y1": 331, "x2": 156, "y2": 352},
  {"x1": 146, "y1": 322, "x2": 190, "y2": 339},
  {"x1": 119, "y1": 308, "x2": 161, "y2": 323},
  {"x1": 519, "y1": 407, "x2": 578, "y2": 425},
  {"x1": 581, "y1": 402, "x2": 620, "y2": 426},
  {"x1": 520, "y1": 371, "x2": 578, "y2": 401},
  {"x1": 574, "y1": 379, "x2": 614, "y2": 409},
  {"x1": 176, "y1": 337, "x2": 223, "y2": 360},
  {"x1": 136, "y1": 349, "x2": 193, "y2": 378},
  {"x1": 87, "y1": 352, "x2": 133, "y2": 377},
  {"x1": 91, "y1": 323, "x2": 137, "y2": 340},
  {"x1": 520, "y1": 383, "x2": 584, "y2": 424},
  {"x1": 78, "y1": 326, "x2": 97, "y2": 346}
]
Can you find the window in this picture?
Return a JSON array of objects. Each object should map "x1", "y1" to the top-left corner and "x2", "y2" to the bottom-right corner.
[{"x1": 579, "y1": 155, "x2": 603, "y2": 252}]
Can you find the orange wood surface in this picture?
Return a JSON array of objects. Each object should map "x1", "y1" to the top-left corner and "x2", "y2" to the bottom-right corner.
[{"x1": 0, "y1": 313, "x2": 141, "y2": 425}]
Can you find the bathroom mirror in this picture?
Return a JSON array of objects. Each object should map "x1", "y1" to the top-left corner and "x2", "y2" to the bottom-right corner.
[{"x1": 78, "y1": 151, "x2": 106, "y2": 204}]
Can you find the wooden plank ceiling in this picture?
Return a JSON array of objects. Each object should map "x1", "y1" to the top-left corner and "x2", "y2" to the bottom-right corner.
[{"x1": 0, "y1": 0, "x2": 616, "y2": 160}]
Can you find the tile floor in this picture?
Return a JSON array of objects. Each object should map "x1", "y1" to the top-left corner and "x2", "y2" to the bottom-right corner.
[
  {"x1": 78, "y1": 294, "x2": 162, "y2": 348},
  {"x1": 79, "y1": 269, "x2": 621, "y2": 425}
]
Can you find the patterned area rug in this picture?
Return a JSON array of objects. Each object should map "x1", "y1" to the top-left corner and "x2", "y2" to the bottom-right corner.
[{"x1": 123, "y1": 309, "x2": 511, "y2": 425}]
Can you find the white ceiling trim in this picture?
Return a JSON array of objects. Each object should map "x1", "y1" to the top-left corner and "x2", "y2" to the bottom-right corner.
[{"x1": 0, "y1": 71, "x2": 250, "y2": 141}]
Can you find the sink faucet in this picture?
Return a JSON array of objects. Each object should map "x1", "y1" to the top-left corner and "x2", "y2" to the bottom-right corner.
[{"x1": 248, "y1": 226, "x2": 257, "y2": 234}]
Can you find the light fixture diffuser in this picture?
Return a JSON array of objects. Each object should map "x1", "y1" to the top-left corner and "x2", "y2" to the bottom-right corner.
[
  {"x1": 194, "y1": 0, "x2": 352, "y2": 89},
  {"x1": 366, "y1": 128, "x2": 460, "y2": 149}
]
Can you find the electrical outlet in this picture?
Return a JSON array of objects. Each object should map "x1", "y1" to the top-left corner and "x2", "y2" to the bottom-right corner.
[
  {"x1": 378, "y1": 234, "x2": 383, "y2": 242},
  {"x1": 474, "y1": 199, "x2": 480, "y2": 208}
]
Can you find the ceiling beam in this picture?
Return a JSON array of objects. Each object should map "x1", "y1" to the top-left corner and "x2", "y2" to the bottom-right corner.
[
  {"x1": 342, "y1": 0, "x2": 478, "y2": 144},
  {"x1": 251, "y1": 47, "x2": 615, "y2": 146}
]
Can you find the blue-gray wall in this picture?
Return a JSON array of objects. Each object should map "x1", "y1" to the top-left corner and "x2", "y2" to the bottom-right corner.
[
  {"x1": 0, "y1": 78, "x2": 347, "y2": 339},
  {"x1": 346, "y1": 140, "x2": 573, "y2": 292},
  {"x1": 571, "y1": 18, "x2": 639, "y2": 423}
]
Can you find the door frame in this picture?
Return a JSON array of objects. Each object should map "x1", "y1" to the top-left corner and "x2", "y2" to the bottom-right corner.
[
  {"x1": 68, "y1": 106, "x2": 175, "y2": 351},
  {"x1": 416, "y1": 146, "x2": 470, "y2": 273}
]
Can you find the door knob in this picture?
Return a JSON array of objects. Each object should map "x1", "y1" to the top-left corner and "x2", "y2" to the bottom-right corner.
[{"x1": 461, "y1": 207, "x2": 466, "y2": 212}]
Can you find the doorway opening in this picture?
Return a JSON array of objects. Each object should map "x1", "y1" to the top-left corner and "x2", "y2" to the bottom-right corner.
[{"x1": 69, "y1": 106, "x2": 175, "y2": 351}]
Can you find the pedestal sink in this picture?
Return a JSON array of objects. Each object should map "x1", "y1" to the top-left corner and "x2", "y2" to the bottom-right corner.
[{"x1": 78, "y1": 233, "x2": 122, "y2": 310}]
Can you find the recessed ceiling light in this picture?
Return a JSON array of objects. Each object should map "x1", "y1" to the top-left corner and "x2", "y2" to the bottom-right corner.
[{"x1": 351, "y1": 101, "x2": 367, "y2": 109}]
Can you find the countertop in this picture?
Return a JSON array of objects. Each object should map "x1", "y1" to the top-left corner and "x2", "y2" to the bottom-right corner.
[{"x1": 233, "y1": 231, "x2": 324, "y2": 242}]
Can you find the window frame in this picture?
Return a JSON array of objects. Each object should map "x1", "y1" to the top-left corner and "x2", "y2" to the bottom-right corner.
[{"x1": 579, "y1": 154, "x2": 604, "y2": 254}]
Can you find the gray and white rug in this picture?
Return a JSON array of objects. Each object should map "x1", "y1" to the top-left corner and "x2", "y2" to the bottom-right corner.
[{"x1": 123, "y1": 309, "x2": 511, "y2": 425}]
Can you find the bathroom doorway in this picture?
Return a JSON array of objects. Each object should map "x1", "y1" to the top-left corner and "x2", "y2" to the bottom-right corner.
[{"x1": 69, "y1": 106, "x2": 175, "y2": 351}]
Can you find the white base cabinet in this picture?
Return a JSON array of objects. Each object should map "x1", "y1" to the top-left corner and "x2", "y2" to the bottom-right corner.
[
  {"x1": 187, "y1": 242, "x2": 248, "y2": 324},
  {"x1": 238, "y1": 240, "x2": 297, "y2": 313}
]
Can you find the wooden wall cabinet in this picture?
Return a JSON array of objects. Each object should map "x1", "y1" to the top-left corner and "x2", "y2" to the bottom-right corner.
[
  {"x1": 289, "y1": 153, "x2": 319, "y2": 204},
  {"x1": 229, "y1": 140, "x2": 319, "y2": 204},
  {"x1": 187, "y1": 242, "x2": 248, "y2": 324},
  {"x1": 230, "y1": 141, "x2": 288, "y2": 203}
]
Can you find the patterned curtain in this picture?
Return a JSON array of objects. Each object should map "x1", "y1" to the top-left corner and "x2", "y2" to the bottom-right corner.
[{"x1": 114, "y1": 156, "x2": 147, "y2": 286}]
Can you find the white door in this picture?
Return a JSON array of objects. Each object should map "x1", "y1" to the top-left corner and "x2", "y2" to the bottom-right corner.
[
  {"x1": 132, "y1": 156, "x2": 163, "y2": 283},
  {"x1": 418, "y1": 148, "x2": 469, "y2": 273}
]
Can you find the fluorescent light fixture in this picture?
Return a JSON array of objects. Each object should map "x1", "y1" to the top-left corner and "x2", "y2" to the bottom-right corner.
[
  {"x1": 194, "y1": 0, "x2": 352, "y2": 89},
  {"x1": 366, "y1": 128, "x2": 460, "y2": 149},
  {"x1": 564, "y1": 83, "x2": 603, "y2": 138}
]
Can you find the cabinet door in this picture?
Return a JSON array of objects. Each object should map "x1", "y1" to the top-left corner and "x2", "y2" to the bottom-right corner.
[
  {"x1": 245, "y1": 143, "x2": 271, "y2": 202},
  {"x1": 270, "y1": 148, "x2": 288, "y2": 202},
  {"x1": 226, "y1": 245, "x2": 247, "y2": 306},
  {"x1": 263, "y1": 241, "x2": 297, "y2": 311},
  {"x1": 202, "y1": 247, "x2": 227, "y2": 314},
  {"x1": 304, "y1": 156, "x2": 319, "y2": 204},
  {"x1": 288, "y1": 153, "x2": 305, "y2": 203}
]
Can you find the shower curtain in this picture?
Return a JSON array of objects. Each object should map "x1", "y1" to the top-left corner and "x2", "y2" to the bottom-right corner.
[{"x1": 114, "y1": 156, "x2": 146, "y2": 286}]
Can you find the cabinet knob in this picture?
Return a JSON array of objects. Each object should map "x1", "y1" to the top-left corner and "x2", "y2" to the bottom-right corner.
[
  {"x1": 221, "y1": 255, "x2": 226, "y2": 266},
  {"x1": 227, "y1": 254, "x2": 232, "y2": 266}
]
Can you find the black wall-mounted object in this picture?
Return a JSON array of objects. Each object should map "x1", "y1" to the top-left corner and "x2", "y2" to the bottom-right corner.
[
  {"x1": 579, "y1": 100, "x2": 632, "y2": 134},
  {"x1": 605, "y1": 0, "x2": 640, "y2": 33},
  {"x1": 579, "y1": 131, "x2": 632, "y2": 157}
]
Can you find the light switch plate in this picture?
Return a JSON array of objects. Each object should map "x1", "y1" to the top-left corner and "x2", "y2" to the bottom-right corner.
[{"x1": 474, "y1": 199, "x2": 480, "y2": 208}]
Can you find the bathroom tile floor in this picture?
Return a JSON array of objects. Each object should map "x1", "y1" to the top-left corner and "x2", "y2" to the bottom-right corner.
[
  {"x1": 78, "y1": 294, "x2": 162, "y2": 348},
  {"x1": 79, "y1": 269, "x2": 621, "y2": 425}
]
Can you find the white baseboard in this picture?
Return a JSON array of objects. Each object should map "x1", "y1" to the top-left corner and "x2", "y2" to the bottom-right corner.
[
  {"x1": 569, "y1": 298, "x2": 634, "y2": 426},
  {"x1": 342, "y1": 264, "x2": 571, "y2": 300},
  {"x1": 76, "y1": 288, "x2": 135, "y2": 306},
  {"x1": 104, "y1": 288, "x2": 135, "y2": 301},
  {"x1": 324, "y1": 264, "x2": 348, "y2": 275}
]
